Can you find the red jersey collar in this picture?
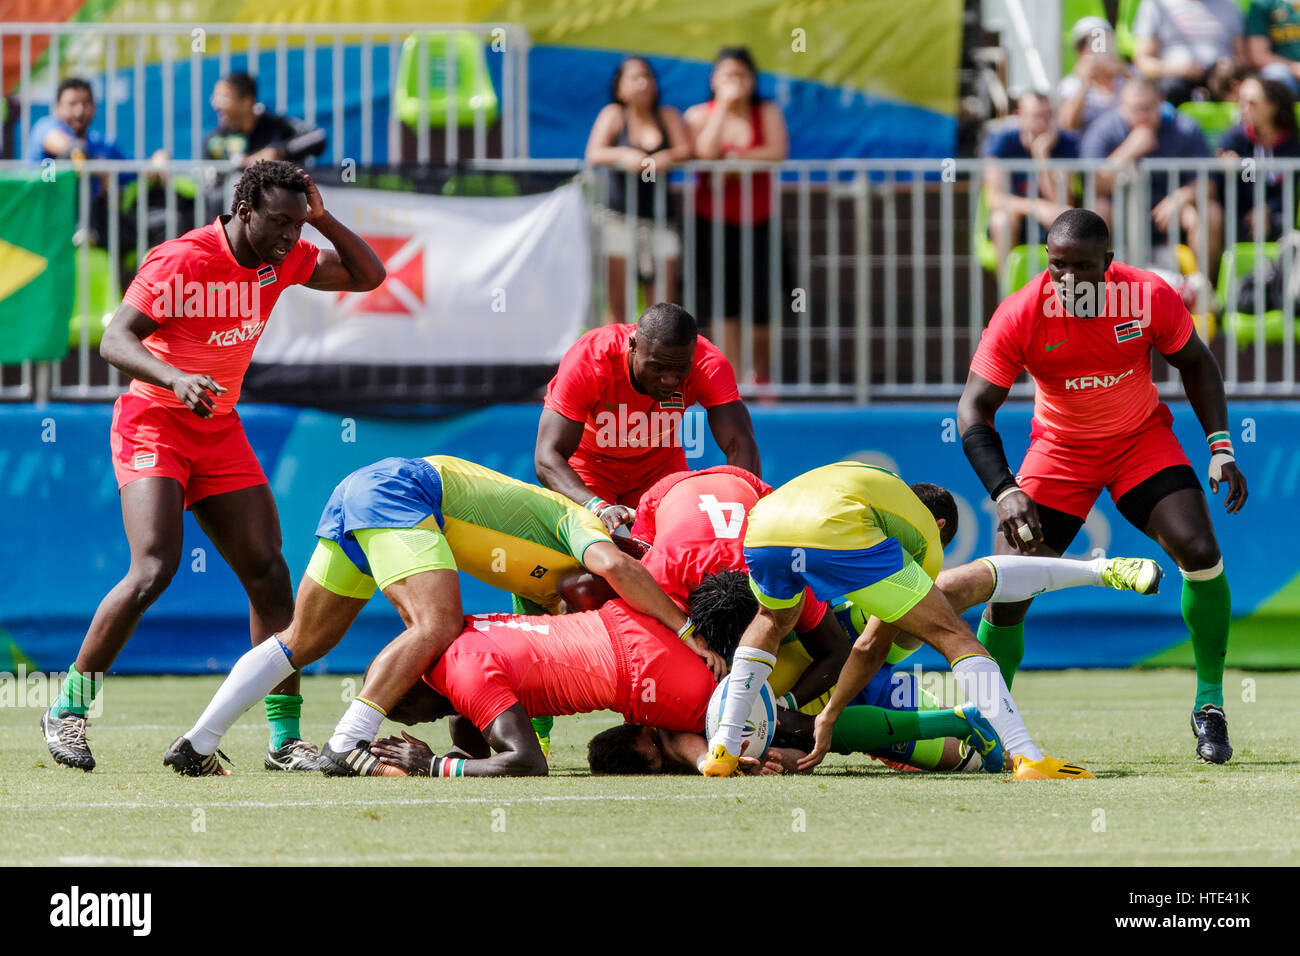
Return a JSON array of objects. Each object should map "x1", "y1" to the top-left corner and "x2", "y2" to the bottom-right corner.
[{"x1": 212, "y1": 215, "x2": 262, "y2": 272}]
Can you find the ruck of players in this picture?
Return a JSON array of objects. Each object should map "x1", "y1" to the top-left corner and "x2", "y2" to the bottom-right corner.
[{"x1": 40, "y1": 170, "x2": 1247, "y2": 780}]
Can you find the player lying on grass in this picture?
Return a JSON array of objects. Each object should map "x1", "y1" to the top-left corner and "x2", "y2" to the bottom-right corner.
[
  {"x1": 589, "y1": 545, "x2": 1162, "y2": 776},
  {"x1": 43, "y1": 160, "x2": 386, "y2": 773},
  {"x1": 367, "y1": 597, "x2": 1000, "y2": 777},
  {"x1": 959, "y1": 208, "x2": 1246, "y2": 763},
  {"x1": 164, "y1": 455, "x2": 713, "y2": 776},
  {"x1": 706, "y1": 463, "x2": 1158, "y2": 780}
]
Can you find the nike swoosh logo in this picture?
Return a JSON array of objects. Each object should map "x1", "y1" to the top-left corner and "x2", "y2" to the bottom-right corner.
[
  {"x1": 1045, "y1": 340, "x2": 1066, "y2": 352},
  {"x1": 883, "y1": 712, "x2": 894, "y2": 735}
]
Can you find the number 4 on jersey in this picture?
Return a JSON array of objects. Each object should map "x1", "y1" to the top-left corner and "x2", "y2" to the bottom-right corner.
[{"x1": 698, "y1": 494, "x2": 745, "y2": 539}]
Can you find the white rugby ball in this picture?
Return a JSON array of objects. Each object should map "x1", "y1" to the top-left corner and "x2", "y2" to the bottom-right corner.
[{"x1": 705, "y1": 675, "x2": 777, "y2": 760}]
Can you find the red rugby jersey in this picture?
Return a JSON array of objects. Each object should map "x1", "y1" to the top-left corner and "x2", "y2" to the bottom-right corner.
[
  {"x1": 121, "y1": 216, "x2": 318, "y2": 415},
  {"x1": 631, "y1": 466, "x2": 827, "y2": 632},
  {"x1": 969, "y1": 262, "x2": 1194, "y2": 442},
  {"x1": 543, "y1": 324, "x2": 742, "y2": 495}
]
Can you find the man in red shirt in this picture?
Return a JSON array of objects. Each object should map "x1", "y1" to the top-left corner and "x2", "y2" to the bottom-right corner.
[
  {"x1": 958, "y1": 208, "x2": 1247, "y2": 763},
  {"x1": 42, "y1": 161, "x2": 386, "y2": 773},
  {"x1": 367, "y1": 600, "x2": 719, "y2": 776},
  {"x1": 535, "y1": 302, "x2": 760, "y2": 534}
]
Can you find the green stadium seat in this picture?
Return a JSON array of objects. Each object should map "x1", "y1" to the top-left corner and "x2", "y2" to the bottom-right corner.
[
  {"x1": 972, "y1": 188, "x2": 999, "y2": 276},
  {"x1": 396, "y1": 32, "x2": 499, "y2": 130},
  {"x1": 1215, "y1": 241, "x2": 1291, "y2": 347},
  {"x1": 68, "y1": 246, "x2": 113, "y2": 348},
  {"x1": 1177, "y1": 101, "x2": 1239, "y2": 150},
  {"x1": 1002, "y1": 242, "x2": 1049, "y2": 297},
  {"x1": 1115, "y1": 0, "x2": 1140, "y2": 62}
]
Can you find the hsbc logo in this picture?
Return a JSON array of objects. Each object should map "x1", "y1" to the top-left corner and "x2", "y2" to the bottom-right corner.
[
  {"x1": 207, "y1": 320, "x2": 267, "y2": 346},
  {"x1": 1064, "y1": 369, "x2": 1134, "y2": 391}
]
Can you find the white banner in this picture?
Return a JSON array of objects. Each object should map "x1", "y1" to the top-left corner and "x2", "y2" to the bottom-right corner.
[{"x1": 253, "y1": 182, "x2": 590, "y2": 365}]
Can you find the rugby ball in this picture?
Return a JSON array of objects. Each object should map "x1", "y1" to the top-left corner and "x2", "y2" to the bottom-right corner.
[{"x1": 705, "y1": 676, "x2": 777, "y2": 760}]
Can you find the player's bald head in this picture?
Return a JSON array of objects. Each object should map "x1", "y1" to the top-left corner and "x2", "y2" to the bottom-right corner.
[
  {"x1": 635, "y1": 302, "x2": 697, "y2": 350},
  {"x1": 1046, "y1": 208, "x2": 1110, "y2": 254}
]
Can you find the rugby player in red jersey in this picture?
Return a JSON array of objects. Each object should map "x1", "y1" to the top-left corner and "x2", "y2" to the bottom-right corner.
[
  {"x1": 42, "y1": 160, "x2": 385, "y2": 772},
  {"x1": 958, "y1": 208, "x2": 1247, "y2": 763},
  {"x1": 534, "y1": 302, "x2": 760, "y2": 535}
]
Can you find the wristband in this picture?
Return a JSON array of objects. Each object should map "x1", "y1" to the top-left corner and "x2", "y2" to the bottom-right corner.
[
  {"x1": 584, "y1": 496, "x2": 609, "y2": 514},
  {"x1": 1207, "y1": 431, "x2": 1234, "y2": 457},
  {"x1": 676, "y1": 618, "x2": 696, "y2": 641},
  {"x1": 777, "y1": 692, "x2": 798, "y2": 710},
  {"x1": 430, "y1": 755, "x2": 466, "y2": 778},
  {"x1": 995, "y1": 485, "x2": 1023, "y2": 504}
]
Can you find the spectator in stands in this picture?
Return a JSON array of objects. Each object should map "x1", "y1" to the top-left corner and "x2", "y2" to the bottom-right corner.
[
  {"x1": 1218, "y1": 74, "x2": 1300, "y2": 240},
  {"x1": 204, "y1": 72, "x2": 326, "y2": 168},
  {"x1": 1133, "y1": 0, "x2": 1245, "y2": 106},
  {"x1": 1082, "y1": 77, "x2": 1224, "y2": 274},
  {"x1": 685, "y1": 47, "x2": 789, "y2": 387},
  {"x1": 586, "y1": 56, "x2": 692, "y2": 324},
  {"x1": 983, "y1": 91, "x2": 1079, "y2": 265},
  {"x1": 1059, "y1": 17, "x2": 1133, "y2": 135},
  {"x1": 1245, "y1": 1, "x2": 1300, "y2": 95}
]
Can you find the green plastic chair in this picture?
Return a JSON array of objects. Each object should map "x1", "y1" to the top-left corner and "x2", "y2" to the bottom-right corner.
[
  {"x1": 1215, "y1": 241, "x2": 1289, "y2": 347},
  {"x1": 1002, "y1": 243, "x2": 1050, "y2": 297},
  {"x1": 440, "y1": 173, "x2": 519, "y2": 197},
  {"x1": 972, "y1": 189, "x2": 999, "y2": 276},
  {"x1": 396, "y1": 32, "x2": 499, "y2": 130},
  {"x1": 68, "y1": 246, "x2": 114, "y2": 348},
  {"x1": 1177, "y1": 101, "x2": 1239, "y2": 150},
  {"x1": 1060, "y1": 0, "x2": 1109, "y2": 76}
]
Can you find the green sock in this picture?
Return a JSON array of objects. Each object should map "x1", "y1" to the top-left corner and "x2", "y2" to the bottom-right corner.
[
  {"x1": 531, "y1": 715, "x2": 554, "y2": 740},
  {"x1": 976, "y1": 617, "x2": 1024, "y2": 689},
  {"x1": 51, "y1": 664, "x2": 100, "y2": 717},
  {"x1": 829, "y1": 705, "x2": 967, "y2": 754},
  {"x1": 264, "y1": 694, "x2": 303, "y2": 750},
  {"x1": 1182, "y1": 568, "x2": 1231, "y2": 710}
]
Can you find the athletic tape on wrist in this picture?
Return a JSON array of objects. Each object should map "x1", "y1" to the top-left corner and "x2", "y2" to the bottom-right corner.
[{"x1": 676, "y1": 618, "x2": 696, "y2": 641}]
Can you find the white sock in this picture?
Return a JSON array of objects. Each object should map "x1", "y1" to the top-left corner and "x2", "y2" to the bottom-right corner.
[
  {"x1": 983, "y1": 555, "x2": 1105, "y2": 603},
  {"x1": 951, "y1": 655, "x2": 1043, "y2": 762},
  {"x1": 328, "y1": 698, "x2": 387, "y2": 753},
  {"x1": 713, "y1": 647, "x2": 777, "y2": 753},
  {"x1": 186, "y1": 638, "x2": 295, "y2": 755}
]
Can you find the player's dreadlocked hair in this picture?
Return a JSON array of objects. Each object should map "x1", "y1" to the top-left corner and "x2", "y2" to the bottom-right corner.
[
  {"x1": 909, "y1": 482, "x2": 959, "y2": 547},
  {"x1": 688, "y1": 569, "x2": 757, "y2": 660},
  {"x1": 587, "y1": 724, "x2": 658, "y2": 774},
  {"x1": 231, "y1": 159, "x2": 309, "y2": 216}
]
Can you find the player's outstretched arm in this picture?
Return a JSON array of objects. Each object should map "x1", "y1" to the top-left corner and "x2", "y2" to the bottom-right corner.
[
  {"x1": 958, "y1": 371, "x2": 1043, "y2": 552},
  {"x1": 535, "y1": 409, "x2": 636, "y2": 531},
  {"x1": 299, "y1": 175, "x2": 387, "y2": 293},
  {"x1": 1164, "y1": 335, "x2": 1248, "y2": 514},
  {"x1": 373, "y1": 704, "x2": 547, "y2": 777},
  {"x1": 100, "y1": 304, "x2": 226, "y2": 418},
  {"x1": 706, "y1": 401, "x2": 762, "y2": 477},
  {"x1": 798, "y1": 616, "x2": 897, "y2": 771}
]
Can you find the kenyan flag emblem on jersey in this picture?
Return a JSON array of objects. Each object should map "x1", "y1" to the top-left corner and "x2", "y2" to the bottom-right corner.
[
  {"x1": 1113, "y1": 319, "x2": 1143, "y2": 343},
  {"x1": 659, "y1": 391, "x2": 685, "y2": 410},
  {"x1": 257, "y1": 264, "x2": 277, "y2": 287}
]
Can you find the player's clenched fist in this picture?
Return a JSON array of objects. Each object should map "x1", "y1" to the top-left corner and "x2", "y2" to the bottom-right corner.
[
  {"x1": 995, "y1": 487, "x2": 1042, "y2": 553},
  {"x1": 171, "y1": 374, "x2": 226, "y2": 418}
]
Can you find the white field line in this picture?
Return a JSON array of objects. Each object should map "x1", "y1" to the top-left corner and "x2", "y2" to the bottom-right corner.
[{"x1": 4, "y1": 792, "x2": 749, "y2": 810}]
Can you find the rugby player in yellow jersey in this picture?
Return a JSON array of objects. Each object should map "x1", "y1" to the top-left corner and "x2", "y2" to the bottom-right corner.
[
  {"x1": 702, "y1": 461, "x2": 1097, "y2": 780},
  {"x1": 164, "y1": 455, "x2": 716, "y2": 777}
]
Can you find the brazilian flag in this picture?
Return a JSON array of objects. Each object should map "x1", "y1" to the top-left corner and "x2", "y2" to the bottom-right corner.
[{"x1": 0, "y1": 170, "x2": 75, "y2": 362}]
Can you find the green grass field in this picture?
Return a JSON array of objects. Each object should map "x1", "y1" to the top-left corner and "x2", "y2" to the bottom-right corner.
[{"x1": 2, "y1": 669, "x2": 1297, "y2": 866}]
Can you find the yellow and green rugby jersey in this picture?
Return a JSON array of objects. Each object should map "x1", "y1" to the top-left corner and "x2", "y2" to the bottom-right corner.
[
  {"x1": 745, "y1": 461, "x2": 943, "y2": 579},
  {"x1": 418, "y1": 455, "x2": 611, "y2": 612}
]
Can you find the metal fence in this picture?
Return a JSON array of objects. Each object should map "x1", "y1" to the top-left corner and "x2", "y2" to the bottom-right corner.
[
  {"x1": 0, "y1": 22, "x2": 530, "y2": 164},
  {"x1": 5, "y1": 156, "x2": 1300, "y2": 403}
]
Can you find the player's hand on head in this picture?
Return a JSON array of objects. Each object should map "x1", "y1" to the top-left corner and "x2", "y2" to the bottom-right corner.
[
  {"x1": 685, "y1": 637, "x2": 727, "y2": 680},
  {"x1": 302, "y1": 173, "x2": 325, "y2": 222},
  {"x1": 172, "y1": 373, "x2": 226, "y2": 418},
  {"x1": 371, "y1": 731, "x2": 434, "y2": 776},
  {"x1": 996, "y1": 489, "x2": 1042, "y2": 553},
  {"x1": 1211, "y1": 460, "x2": 1248, "y2": 514}
]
